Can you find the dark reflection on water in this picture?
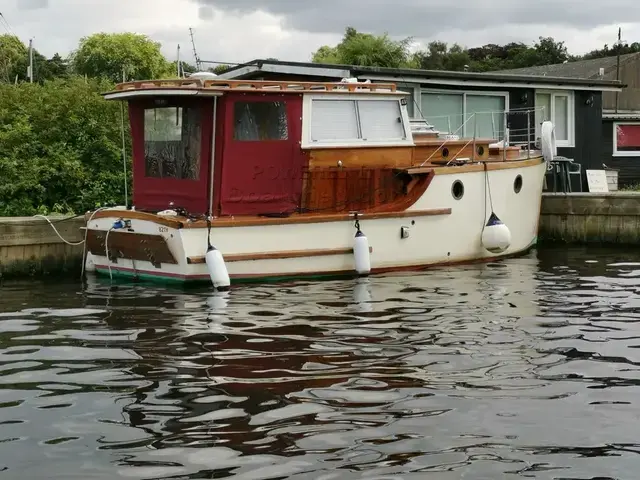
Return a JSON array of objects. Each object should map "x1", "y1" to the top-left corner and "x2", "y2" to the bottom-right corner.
[{"x1": 2, "y1": 246, "x2": 640, "y2": 479}]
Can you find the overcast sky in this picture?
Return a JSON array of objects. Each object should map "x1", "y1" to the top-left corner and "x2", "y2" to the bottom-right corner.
[{"x1": 2, "y1": 0, "x2": 639, "y2": 67}]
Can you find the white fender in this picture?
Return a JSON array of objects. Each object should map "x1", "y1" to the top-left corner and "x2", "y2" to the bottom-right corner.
[
  {"x1": 84, "y1": 252, "x2": 96, "y2": 272},
  {"x1": 540, "y1": 120, "x2": 557, "y2": 163},
  {"x1": 481, "y1": 213, "x2": 512, "y2": 254},
  {"x1": 205, "y1": 247, "x2": 231, "y2": 290},
  {"x1": 353, "y1": 230, "x2": 371, "y2": 275}
]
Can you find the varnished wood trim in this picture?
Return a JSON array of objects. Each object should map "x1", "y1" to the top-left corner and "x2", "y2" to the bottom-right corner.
[
  {"x1": 87, "y1": 209, "x2": 184, "y2": 228},
  {"x1": 86, "y1": 229, "x2": 178, "y2": 265},
  {"x1": 369, "y1": 170, "x2": 434, "y2": 213},
  {"x1": 183, "y1": 206, "x2": 450, "y2": 229},
  {"x1": 187, "y1": 246, "x2": 374, "y2": 264},
  {"x1": 110, "y1": 79, "x2": 398, "y2": 95},
  {"x1": 406, "y1": 156, "x2": 544, "y2": 175},
  {"x1": 308, "y1": 147, "x2": 413, "y2": 169}
]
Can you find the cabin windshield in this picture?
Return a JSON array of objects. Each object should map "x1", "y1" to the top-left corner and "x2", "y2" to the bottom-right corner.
[
  {"x1": 143, "y1": 105, "x2": 202, "y2": 180},
  {"x1": 233, "y1": 101, "x2": 288, "y2": 141}
]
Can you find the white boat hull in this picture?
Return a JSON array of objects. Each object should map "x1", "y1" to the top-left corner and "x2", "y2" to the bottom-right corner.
[{"x1": 85, "y1": 159, "x2": 546, "y2": 285}]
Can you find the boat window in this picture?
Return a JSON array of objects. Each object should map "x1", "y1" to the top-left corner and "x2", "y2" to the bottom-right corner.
[
  {"x1": 143, "y1": 106, "x2": 201, "y2": 180},
  {"x1": 311, "y1": 100, "x2": 360, "y2": 142},
  {"x1": 358, "y1": 100, "x2": 405, "y2": 141},
  {"x1": 309, "y1": 98, "x2": 408, "y2": 145},
  {"x1": 233, "y1": 101, "x2": 288, "y2": 141}
]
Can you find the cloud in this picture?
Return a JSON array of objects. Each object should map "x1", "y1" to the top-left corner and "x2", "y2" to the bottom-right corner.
[
  {"x1": 17, "y1": 0, "x2": 49, "y2": 10},
  {"x1": 189, "y1": 0, "x2": 640, "y2": 37},
  {"x1": 1, "y1": 0, "x2": 639, "y2": 69}
]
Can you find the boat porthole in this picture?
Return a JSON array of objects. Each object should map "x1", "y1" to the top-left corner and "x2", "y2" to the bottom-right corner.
[
  {"x1": 476, "y1": 145, "x2": 485, "y2": 157},
  {"x1": 514, "y1": 175, "x2": 523, "y2": 193},
  {"x1": 452, "y1": 180, "x2": 464, "y2": 200},
  {"x1": 442, "y1": 147, "x2": 449, "y2": 158}
]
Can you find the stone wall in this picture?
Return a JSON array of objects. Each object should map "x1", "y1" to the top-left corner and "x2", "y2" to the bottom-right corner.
[
  {"x1": 539, "y1": 192, "x2": 640, "y2": 244},
  {"x1": 0, "y1": 216, "x2": 86, "y2": 279}
]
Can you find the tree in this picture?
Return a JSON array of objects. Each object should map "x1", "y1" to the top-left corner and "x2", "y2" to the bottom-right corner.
[
  {"x1": 414, "y1": 41, "x2": 472, "y2": 71},
  {"x1": 312, "y1": 27, "x2": 416, "y2": 68},
  {"x1": 70, "y1": 32, "x2": 173, "y2": 82},
  {"x1": 210, "y1": 64, "x2": 232, "y2": 74},
  {"x1": 0, "y1": 34, "x2": 27, "y2": 83},
  {"x1": 533, "y1": 36, "x2": 571, "y2": 65}
]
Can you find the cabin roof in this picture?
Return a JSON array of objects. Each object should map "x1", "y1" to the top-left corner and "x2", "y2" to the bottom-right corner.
[
  {"x1": 495, "y1": 53, "x2": 640, "y2": 79},
  {"x1": 102, "y1": 78, "x2": 404, "y2": 100},
  {"x1": 214, "y1": 59, "x2": 626, "y2": 92}
]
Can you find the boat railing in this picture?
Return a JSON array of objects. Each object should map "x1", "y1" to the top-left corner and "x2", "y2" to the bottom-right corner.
[
  {"x1": 417, "y1": 106, "x2": 547, "y2": 166},
  {"x1": 113, "y1": 78, "x2": 398, "y2": 93}
]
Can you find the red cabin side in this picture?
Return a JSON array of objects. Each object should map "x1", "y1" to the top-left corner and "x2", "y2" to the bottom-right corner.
[
  {"x1": 126, "y1": 92, "x2": 309, "y2": 217},
  {"x1": 213, "y1": 91, "x2": 308, "y2": 217}
]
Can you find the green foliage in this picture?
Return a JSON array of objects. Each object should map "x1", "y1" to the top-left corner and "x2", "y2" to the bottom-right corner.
[
  {"x1": 70, "y1": 32, "x2": 173, "y2": 82},
  {"x1": 312, "y1": 29, "x2": 575, "y2": 72},
  {"x1": 583, "y1": 42, "x2": 640, "y2": 60},
  {"x1": 0, "y1": 34, "x2": 28, "y2": 83},
  {"x1": 0, "y1": 76, "x2": 131, "y2": 216},
  {"x1": 1, "y1": 34, "x2": 70, "y2": 84},
  {"x1": 312, "y1": 27, "x2": 417, "y2": 68}
]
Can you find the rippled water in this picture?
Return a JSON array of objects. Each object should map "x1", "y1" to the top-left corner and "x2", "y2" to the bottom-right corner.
[{"x1": 2, "y1": 246, "x2": 640, "y2": 479}]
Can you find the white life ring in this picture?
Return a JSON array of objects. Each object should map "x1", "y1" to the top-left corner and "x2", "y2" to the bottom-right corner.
[{"x1": 540, "y1": 120, "x2": 557, "y2": 163}]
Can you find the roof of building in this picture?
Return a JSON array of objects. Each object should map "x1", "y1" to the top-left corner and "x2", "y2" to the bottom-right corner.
[
  {"x1": 496, "y1": 52, "x2": 640, "y2": 79},
  {"x1": 216, "y1": 59, "x2": 625, "y2": 91}
]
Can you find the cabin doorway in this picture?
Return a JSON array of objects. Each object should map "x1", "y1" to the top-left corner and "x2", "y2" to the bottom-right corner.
[
  {"x1": 130, "y1": 98, "x2": 213, "y2": 215},
  {"x1": 217, "y1": 93, "x2": 305, "y2": 216}
]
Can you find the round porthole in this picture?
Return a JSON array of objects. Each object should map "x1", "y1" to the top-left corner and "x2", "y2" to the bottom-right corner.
[
  {"x1": 476, "y1": 145, "x2": 485, "y2": 157},
  {"x1": 514, "y1": 175, "x2": 523, "y2": 194},
  {"x1": 442, "y1": 147, "x2": 449, "y2": 158},
  {"x1": 452, "y1": 180, "x2": 464, "y2": 200}
]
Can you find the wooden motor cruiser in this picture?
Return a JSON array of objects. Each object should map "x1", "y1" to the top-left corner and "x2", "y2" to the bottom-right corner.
[{"x1": 83, "y1": 77, "x2": 554, "y2": 288}]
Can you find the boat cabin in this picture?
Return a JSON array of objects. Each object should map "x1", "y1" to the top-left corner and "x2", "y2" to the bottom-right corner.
[{"x1": 103, "y1": 78, "x2": 520, "y2": 218}]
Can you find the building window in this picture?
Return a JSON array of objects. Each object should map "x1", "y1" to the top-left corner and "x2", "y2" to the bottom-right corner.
[
  {"x1": 308, "y1": 98, "x2": 408, "y2": 145},
  {"x1": 420, "y1": 91, "x2": 507, "y2": 140},
  {"x1": 534, "y1": 91, "x2": 574, "y2": 147},
  {"x1": 233, "y1": 101, "x2": 288, "y2": 141},
  {"x1": 144, "y1": 106, "x2": 201, "y2": 180},
  {"x1": 613, "y1": 122, "x2": 640, "y2": 156},
  {"x1": 397, "y1": 84, "x2": 420, "y2": 118}
]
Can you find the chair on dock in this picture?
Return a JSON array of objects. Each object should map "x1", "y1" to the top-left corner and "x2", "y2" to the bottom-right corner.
[{"x1": 544, "y1": 156, "x2": 582, "y2": 193}]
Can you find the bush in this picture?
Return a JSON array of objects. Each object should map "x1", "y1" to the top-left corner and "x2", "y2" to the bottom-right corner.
[{"x1": 0, "y1": 76, "x2": 132, "y2": 216}]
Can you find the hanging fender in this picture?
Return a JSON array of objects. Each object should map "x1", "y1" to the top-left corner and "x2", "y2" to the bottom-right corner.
[
  {"x1": 352, "y1": 215, "x2": 371, "y2": 275},
  {"x1": 481, "y1": 212, "x2": 512, "y2": 254}
]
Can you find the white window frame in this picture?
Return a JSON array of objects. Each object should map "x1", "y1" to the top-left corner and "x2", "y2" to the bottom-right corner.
[
  {"x1": 397, "y1": 83, "x2": 422, "y2": 119},
  {"x1": 419, "y1": 89, "x2": 510, "y2": 140},
  {"x1": 534, "y1": 90, "x2": 575, "y2": 148},
  {"x1": 301, "y1": 93, "x2": 414, "y2": 149},
  {"x1": 613, "y1": 121, "x2": 640, "y2": 157}
]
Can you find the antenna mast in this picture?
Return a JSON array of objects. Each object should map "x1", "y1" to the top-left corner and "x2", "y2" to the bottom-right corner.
[
  {"x1": 28, "y1": 38, "x2": 34, "y2": 83},
  {"x1": 189, "y1": 27, "x2": 202, "y2": 71},
  {"x1": 177, "y1": 44, "x2": 182, "y2": 77},
  {"x1": 615, "y1": 27, "x2": 623, "y2": 113}
]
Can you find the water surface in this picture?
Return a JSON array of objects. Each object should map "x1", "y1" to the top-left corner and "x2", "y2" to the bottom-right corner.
[{"x1": 1, "y1": 246, "x2": 640, "y2": 479}]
